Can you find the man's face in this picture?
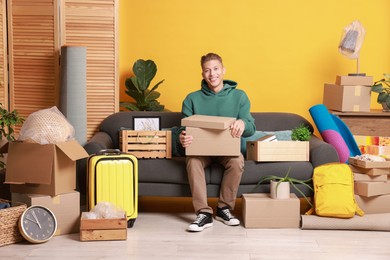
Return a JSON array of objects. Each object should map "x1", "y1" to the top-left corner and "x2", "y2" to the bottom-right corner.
[{"x1": 201, "y1": 59, "x2": 226, "y2": 93}]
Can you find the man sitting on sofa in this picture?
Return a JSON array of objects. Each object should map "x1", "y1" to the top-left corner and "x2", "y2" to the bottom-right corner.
[{"x1": 178, "y1": 53, "x2": 256, "y2": 232}]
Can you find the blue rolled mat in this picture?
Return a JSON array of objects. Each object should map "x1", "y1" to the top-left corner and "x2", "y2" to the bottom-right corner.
[{"x1": 309, "y1": 104, "x2": 361, "y2": 163}]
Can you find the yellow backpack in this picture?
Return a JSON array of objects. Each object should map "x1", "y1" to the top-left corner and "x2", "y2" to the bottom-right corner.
[{"x1": 306, "y1": 163, "x2": 364, "y2": 218}]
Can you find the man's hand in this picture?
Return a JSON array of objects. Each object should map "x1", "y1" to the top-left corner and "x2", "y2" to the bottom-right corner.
[
  {"x1": 180, "y1": 130, "x2": 193, "y2": 148},
  {"x1": 230, "y1": 119, "x2": 245, "y2": 138}
]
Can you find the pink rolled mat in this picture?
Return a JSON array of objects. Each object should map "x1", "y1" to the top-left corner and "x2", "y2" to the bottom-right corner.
[{"x1": 301, "y1": 213, "x2": 390, "y2": 231}]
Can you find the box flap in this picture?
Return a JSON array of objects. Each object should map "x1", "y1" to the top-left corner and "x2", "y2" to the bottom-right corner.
[
  {"x1": 5, "y1": 142, "x2": 54, "y2": 185},
  {"x1": 55, "y1": 140, "x2": 89, "y2": 161},
  {"x1": 181, "y1": 115, "x2": 236, "y2": 130}
]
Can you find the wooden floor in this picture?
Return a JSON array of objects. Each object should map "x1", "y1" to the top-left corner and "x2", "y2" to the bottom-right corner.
[{"x1": 2, "y1": 197, "x2": 390, "y2": 260}]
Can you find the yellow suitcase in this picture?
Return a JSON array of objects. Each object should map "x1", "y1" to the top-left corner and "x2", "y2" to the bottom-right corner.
[{"x1": 87, "y1": 149, "x2": 138, "y2": 227}]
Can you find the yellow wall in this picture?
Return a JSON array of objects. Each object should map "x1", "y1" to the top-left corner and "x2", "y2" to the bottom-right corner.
[{"x1": 119, "y1": 0, "x2": 390, "y2": 123}]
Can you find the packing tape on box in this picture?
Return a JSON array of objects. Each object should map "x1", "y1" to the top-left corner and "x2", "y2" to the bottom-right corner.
[
  {"x1": 301, "y1": 213, "x2": 390, "y2": 231},
  {"x1": 354, "y1": 86, "x2": 361, "y2": 96},
  {"x1": 353, "y1": 105, "x2": 360, "y2": 112}
]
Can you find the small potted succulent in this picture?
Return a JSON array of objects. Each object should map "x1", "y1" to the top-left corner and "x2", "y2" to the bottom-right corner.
[
  {"x1": 253, "y1": 167, "x2": 313, "y2": 208},
  {"x1": 371, "y1": 73, "x2": 390, "y2": 111}
]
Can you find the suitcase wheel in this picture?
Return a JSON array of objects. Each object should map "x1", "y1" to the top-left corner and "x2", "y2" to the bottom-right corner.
[{"x1": 127, "y1": 218, "x2": 136, "y2": 228}]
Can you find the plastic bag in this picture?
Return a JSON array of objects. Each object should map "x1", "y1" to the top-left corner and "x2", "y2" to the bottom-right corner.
[
  {"x1": 18, "y1": 106, "x2": 75, "y2": 144},
  {"x1": 338, "y1": 20, "x2": 366, "y2": 59}
]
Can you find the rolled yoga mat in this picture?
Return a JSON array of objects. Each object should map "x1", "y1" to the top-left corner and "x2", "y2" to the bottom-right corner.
[
  {"x1": 309, "y1": 104, "x2": 361, "y2": 163},
  {"x1": 60, "y1": 46, "x2": 87, "y2": 145},
  {"x1": 301, "y1": 213, "x2": 390, "y2": 231}
]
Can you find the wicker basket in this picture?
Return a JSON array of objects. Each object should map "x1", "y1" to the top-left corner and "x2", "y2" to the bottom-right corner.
[{"x1": 0, "y1": 199, "x2": 27, "y2": 246}]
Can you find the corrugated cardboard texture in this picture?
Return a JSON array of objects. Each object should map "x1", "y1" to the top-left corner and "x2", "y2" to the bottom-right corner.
[
  {"x1": 323, "y1": 84, "x2": 371, "y2": 112},
  {"x1": 349, "y1": 157, "x2": 390, "y2": 169},
  {"x1": 185, "y1": 127, "x2": 240, "y2": 156},
  {"x1": 6, "y1": 141, "x2": 88, "y2": 196},
  {"x1": 12, "y1": 191, "x2": 80, "y2": 236},
  {"x1": 355, "y1": 194, "x2": 390, "y2": 214},
  {"x1": 242, "y1": 193, "x2": 300, "y2": 228},
  {"x1": 349, "y1": 164, "x2": 390, "y2": 176},
  {"x1": 335, "y1": 75, "x2": 373, "y2": 86},
  {"x1": 354, "y1": 181, "x2": 390, "y2": 197},
  {"x1": 246, "y1": 141, "x2": 309, "y2": 162},
  {"x1": 354, "y1": 173, "x2": 388, "y2": 182},
  {"x1": 181, "y1": 115, "x2": 235, "y2": 130}
]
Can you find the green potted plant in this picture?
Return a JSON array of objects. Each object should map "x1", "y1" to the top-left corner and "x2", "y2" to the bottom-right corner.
[
  {"x1": 252, "y1": 167, "x2": 313, "y2": 208},
  {"x1": 0, "y1": 103, "x2": 24, "y2": 169},
  {"x1": 291, "y1": 124, "x2": 311, "y2": 141},
  {"x1": 371, "y1": 73, "x2": 390, "y2": 111},
  {"x1": 120, "y1": 59, "x2": 165, "y2": 111}
]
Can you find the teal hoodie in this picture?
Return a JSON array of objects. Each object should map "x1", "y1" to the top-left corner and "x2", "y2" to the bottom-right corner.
[{"x1": 173, "y1": 79, "x2": 256, "y2": 156}]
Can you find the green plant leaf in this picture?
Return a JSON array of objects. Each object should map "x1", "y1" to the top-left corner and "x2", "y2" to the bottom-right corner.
[
  {"x1": 290, "y1": 181, "x2": 313, "y2": 208},
  {"x1": 378, "y1": 92, "x2": 389, "y2": 103},
  {"x1": 133, "y1": 59, "x2": 157, "y2": 91},
  {"x1": 150, "y1": 79, "x2": 165, "y2": 92},
  {"x1": 145, "y1": 90, "x2": 160, "y2": 102},
  {"x1": 371, "y1": 83, "x2": 384, "y2": 93}
]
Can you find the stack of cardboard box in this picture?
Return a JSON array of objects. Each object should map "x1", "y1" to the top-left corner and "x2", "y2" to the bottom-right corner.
[
  {"x1": 5, "y1": 140, "x2": 88, "y2": 236},
  {"x1": 349, "y1": 157, "x2": 390, "y2": 214},
  {"x1": 323, "y1": 75, "x2": 373, "y2": 112}
]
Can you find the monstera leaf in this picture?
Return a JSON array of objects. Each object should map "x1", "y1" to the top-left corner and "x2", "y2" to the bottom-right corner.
[{"x1": 121, "y1": 59, "x2": 165, "y2": 111}]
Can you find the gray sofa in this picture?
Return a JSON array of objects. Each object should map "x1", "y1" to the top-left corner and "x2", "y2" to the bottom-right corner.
[{"x1": 76, "y1": 111, "x2": 339, "y2": 200}]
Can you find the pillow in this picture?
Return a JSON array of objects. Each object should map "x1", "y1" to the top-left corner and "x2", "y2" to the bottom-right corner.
[{"x1": 241, "y1": 130, "x2": 292, "y2": 155}]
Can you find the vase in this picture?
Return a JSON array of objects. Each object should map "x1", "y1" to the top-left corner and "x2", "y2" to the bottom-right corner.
[
  {"x1": 382, "y1": 103, "x2": 390, "y2": 112},
  {"x1": 270, "y1": 180, "x2": 290, "y2": 199}
]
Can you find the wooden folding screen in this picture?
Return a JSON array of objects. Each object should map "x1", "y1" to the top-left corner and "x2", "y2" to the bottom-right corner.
[
  {"x1": 60, "y1": 0, "x2": 119, "y2": 139},
  {"x1": 0, "y1": 0, "x2": 8, "y2": 108},
  {"x1": 7, "y1": 0, "x2": 60, "y2": 117},
  {"x1": 1, "y1": 0, "x2": 118, "y2": 140}
]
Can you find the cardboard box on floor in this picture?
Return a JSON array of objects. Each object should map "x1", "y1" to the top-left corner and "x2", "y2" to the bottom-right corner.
[
  {"x1": 355, "y1": 194, "x2": 390, "y2": 214},
  {"x1": 12, "y1": 191, "x2": 80, "y2": 236},
  {"x1": 181, "y1": 115, "x2": 240, "y2": 156},
  {"x1": 5, "y1": 140, "x2": 88, "y2": 196},
  {"x1": 242, "y1": 193, "x2": 300, "y2": 228},
  {"x1": 246, "y1": 140, "x2": 309, "y2": 162},
  {"x1": 323, "y1": 83, "x2": 371, "y2": 112}
]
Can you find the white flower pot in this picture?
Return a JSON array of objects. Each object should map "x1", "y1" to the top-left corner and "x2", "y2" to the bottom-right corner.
[{"x1": 270, "y1": 180, "x2": 290, "y2": 199}]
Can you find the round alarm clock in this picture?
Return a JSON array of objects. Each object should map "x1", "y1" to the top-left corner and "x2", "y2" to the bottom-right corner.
[{"x1": 18, "y1": 205, "x2": 57, "y2": 244}]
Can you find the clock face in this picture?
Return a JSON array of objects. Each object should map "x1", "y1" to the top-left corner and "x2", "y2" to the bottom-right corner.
[{"x1": 19, "y1": 205, "x2": 57, "y2": 244}]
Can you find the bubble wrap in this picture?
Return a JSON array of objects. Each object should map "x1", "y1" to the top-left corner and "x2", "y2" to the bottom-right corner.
[{"x1": 18, "y1": 106, "x2": 75, "y2": 144}]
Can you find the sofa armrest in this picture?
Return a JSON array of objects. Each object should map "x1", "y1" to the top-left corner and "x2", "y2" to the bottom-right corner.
[
  {"x1": 76, "y1": 131, "x2": 114, "y2": 198},
  {"x1": 83, "y1": 131, "x2": 114, "y2": 155},
  {"x1": 309, "y1": 135, "x2": 339, "y2": 168}
]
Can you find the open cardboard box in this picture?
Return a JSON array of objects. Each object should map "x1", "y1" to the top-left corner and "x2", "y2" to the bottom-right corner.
[
  {"x1": 5, "y1": 140, "x2": 88, "y2": 196},
  {"x1": 181, "y1": 115, "x2": 240, "y2": 156}
]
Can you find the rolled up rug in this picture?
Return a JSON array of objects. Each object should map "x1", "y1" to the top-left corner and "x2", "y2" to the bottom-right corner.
[
  {"x1": 309, "y1": 104, "x2": 361, "y2": 163},
  {"x1": 301, "y1": 213, "x2": 390, "y2": 231}
]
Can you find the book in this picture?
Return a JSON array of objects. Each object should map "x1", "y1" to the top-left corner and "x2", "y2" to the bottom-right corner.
[{"x1": 257, "y1": 134, "x2": 277, "y2": 142}]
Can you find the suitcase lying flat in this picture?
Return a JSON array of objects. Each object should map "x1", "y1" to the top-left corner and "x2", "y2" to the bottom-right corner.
[{"x1": 87, "y1": 149, "x2": 138, "y2": 228}]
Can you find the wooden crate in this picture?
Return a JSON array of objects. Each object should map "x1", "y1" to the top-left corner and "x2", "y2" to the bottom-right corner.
[
  {"x1": 120, "y1": 130, "x2": 172, "y2": 159},
  {"x1": 80, "y1": 212, "x2": 127, "y2": 242},
  {"x1": 246, "y1": 141, "x2": 309, "y2": 162}
]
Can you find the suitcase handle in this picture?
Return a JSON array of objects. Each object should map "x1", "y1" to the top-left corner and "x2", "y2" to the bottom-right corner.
[{"x1": 98, "y1": 149, "x2": 122, "y2": 155}]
